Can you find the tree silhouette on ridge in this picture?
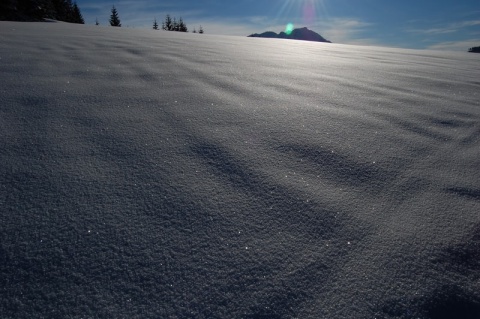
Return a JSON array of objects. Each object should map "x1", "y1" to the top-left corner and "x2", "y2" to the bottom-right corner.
[{"x1": 109, "y1": 5, "x2": 121, "y2": 27}]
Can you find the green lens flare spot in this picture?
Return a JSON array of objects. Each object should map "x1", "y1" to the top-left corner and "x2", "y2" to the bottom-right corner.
[{"x1": 285, "y1": 23, "x2": 294, "y2": 35}]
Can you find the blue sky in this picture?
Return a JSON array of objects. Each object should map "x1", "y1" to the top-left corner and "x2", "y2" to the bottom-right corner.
[{"x1": 77, "y1": 0, "x2": 480, "y2": 51}]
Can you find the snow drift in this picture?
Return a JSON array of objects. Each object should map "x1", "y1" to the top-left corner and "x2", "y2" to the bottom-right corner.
[{"x1": 1, "y1": 21, "x2": 479, "y2": 318}]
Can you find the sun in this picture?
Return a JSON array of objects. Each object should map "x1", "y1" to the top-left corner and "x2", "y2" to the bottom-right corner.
[{"x1": 276, "y1": 0, "x2": 328, "y2": 33}]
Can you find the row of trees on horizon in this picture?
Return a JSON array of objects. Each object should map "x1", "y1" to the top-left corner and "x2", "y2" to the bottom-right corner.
[
  {"x1": 107, "y1": 6, "x2": 204, "y2": 33},
  {"x1": 153, "y1": 14, "x2": 204, "y2": 34},
  {"x1": 0, "y1": 1, "x2": 204, "y2": 34},
  {"x1": 0, "y1": 0, "x2": 84, "y2": 23}
]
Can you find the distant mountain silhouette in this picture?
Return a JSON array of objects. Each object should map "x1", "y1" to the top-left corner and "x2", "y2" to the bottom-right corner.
[
  {"x1": 248, "y1": 27, "x2": 331, "y2": 43},
  {"x1": 468, "y1": 46, "x2": 480, "y2": 53}
]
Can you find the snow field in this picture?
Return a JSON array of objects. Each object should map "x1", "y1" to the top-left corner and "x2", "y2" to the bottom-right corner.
[{"x1": 1, "y1": 21, "x2": 479, "y2": 318}]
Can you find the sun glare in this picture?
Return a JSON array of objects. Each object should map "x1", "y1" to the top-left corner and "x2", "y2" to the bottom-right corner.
[{"x1": 276, "y1": 0, "x2": 327, "y2": 31}]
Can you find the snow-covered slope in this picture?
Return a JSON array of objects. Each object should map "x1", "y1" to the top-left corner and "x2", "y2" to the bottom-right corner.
[{"x1": 1, "y1": 21, "x2": 479, "y2": 318}]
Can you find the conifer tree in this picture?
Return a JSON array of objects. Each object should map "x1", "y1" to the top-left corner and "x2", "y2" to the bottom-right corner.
[
  {"x1": 29, "y1": 0, "x2": 50, "y2": 20},
  {"x1": 109, "y1": 5, "x2": 121, "y2": 27},
  {"x1": 36, "y1": 0, "x2": 56, "y2": 20},
  {"x1": 71, "y1": 1, "x2": 84, "y2": 24},
  {"x1": 51, "y1": 0, "x2": 69, "y2": 21},
  {"x1": 163, "y1": 14, "x2": 172, "y2": 31},
  {"x1": 173, "y1": 17, "x2": 178, "y2": 31},
  {"x1": 199, "y1": 25, "x2": 204, "y2": 34},
  {"x1": 192, "y1": 28, "x2": 197, "y2": 33},
  {"x1": 178, "y1": 17, "x2": 187, "y2": 32},
  {"x1": 153, "y1": 18, "x2": 159, "y2": 30},
  {"x1": 65, "y1": 0, "x2": 74, "y2": 21},
  {"x1": 162, "y1": 14, "x2": 188, "y2": 32},
  {"x1": 0, "y1": 0, "x2": 86, "y2": 23},
  {"x1": 95, "y1": 17, "x2": 99, "y2": 25},
  {"x1": 0, "y1": 0, "x2": 17, "y2": 20}
]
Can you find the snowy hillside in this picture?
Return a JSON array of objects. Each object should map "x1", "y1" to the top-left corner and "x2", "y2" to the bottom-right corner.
[{"x1": 1, "y1": 21, "x2": 479, "y2": 318}]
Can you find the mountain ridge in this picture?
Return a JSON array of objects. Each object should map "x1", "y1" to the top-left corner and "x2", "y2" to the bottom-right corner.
[{"x1": 248, "y1": 27, "x2": 331, "y2": 43}]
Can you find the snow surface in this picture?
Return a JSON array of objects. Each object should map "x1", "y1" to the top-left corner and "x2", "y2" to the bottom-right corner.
[{"x1": 1, "y1": 21, "x2": 480, "y2": 318}]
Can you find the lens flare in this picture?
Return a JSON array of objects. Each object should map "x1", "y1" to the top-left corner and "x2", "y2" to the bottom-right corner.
[
  {"x1": 285, "y1": 23, "x2": 294, "y2": 35},
  {"x1": 303, "y1": 1, "x2": 316, "y2": 25},
  {"x1": 275, "y1": 0, "x2": 328, "y2": 29}
]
